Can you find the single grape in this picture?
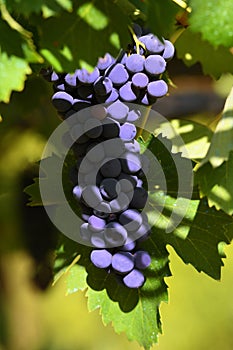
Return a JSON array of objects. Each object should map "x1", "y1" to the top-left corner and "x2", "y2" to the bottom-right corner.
[
  {"x1": 130, "y1": 187, "x2": 148, "y2": 209},
  {"x1": 100, "y1": 158, "x2": 122, "y2": 178},
  {"x1": 104, "y1": 138, "x2": 125, "y2": 158},
  {"x1": 132, "y1": 72, "x2": 149, "y2": 89},
  {"x1": 119, "y1": 209, "x2": 143, "y2": 231},
  {"x1": 120, "y1": 240, "x2": 136, "y2": 251},
  {"x1": 109, "y1": 192, "x2": 130, "y2": 212},
  {"x1": 96, "y1": 88, "x2": 119, "y2": 103},
  {"x1": 88, "y1": 215, "x2": 106, "y2": 232},
  {"x1": 86, "y1": 142, "x2": 105, "y2": 163},
  {"x1": 83, "y1": 118, "x2": 103, "y2": 138},
  {"x1": 124, "y1": 140, "x2": 140, "y2": 153},
  {"x1": 73, "y1": 98, "x2": 91, "y2": 111},
  {"x1": 125, "y1": 54, "x2": 145, "y2": 73},
  {"x1": 121, "y1": 152, "x2": 142, "y2": 174},
  {"x1": 100, "y1": 178, "x2": 120, "y2": 200},
  {"x1": 144, "y1": 55, "x2": 166, "y2": 76},
  {"x1": 119, "y1": 123, "x2": 137, "y2": 141},
  {"x1": 123, "y1": 269, "x2": 145, "y2": 288},
  {"x1": 77, "y1": 85, "x2": 93, "y2": 99},
  {"x1": 119, "y1": 81, "x2": 139, "y2": 102},
  {"x1": 90, "y1": 249, "x2": 112, "y2": 268},
  {"x1": 94, "y1": 76, "x2": 113, "y2": 96},
  {"x1": 162, "y1": 39, "x2": 175, "y2": 61},
  {"x1": 139, "y1": 34, "x2": 164, "y2": 53},
  {"x1": 90, "y1": 105, "x2": 107, "y2": 120},
  {"x1": 147, "y1": 80, "x2": 168, "y2": 98},
  {"x1": 112, "y1": 251, "x2": 134, "y2": 274},
  {"x1": 64, "y1": 73, "x2": 78, "y2": 87},
  {"x1": 104, "y1": 222, "x2": 127, "y2": 246},
  {"x1": 97, "y1": 53, "x2": 115, "y2": 71},
  {"x1": 107, "y1": 63, "x2": 129, "y2": 86},
  {"x1": 76, "y1": 67, "x2": 100, "y2": 84},
  {"x1": 126, "y1": 109, "x2": 141, "y2": 122},
  {"x1": 73, "y1": 185, "x2": 82, "y2": 200},
  {"x1": 82, "y1": 185, "x2": 103, "y2": 208},
  {"x1": 102, "y1": 118, "x2": 120, "y2": 138},
  {"x1": 107, "y1": 100, "x2": 129, "y2": 122},
  {"x1": 118, "y1": 172, "x2": 137, "y2": 191},
  {"x1": 90, "y1": 231, "x2": 106, "y2": 248},
  {"x1": 134, "y1": 251, "x2": 151, "y2": 269},
  {"x1": 52, "y1": 91, "x2": 73, "y2": 112},
  {"x1": 80, "y1": 222, "x2": 92, "y2": 242}
]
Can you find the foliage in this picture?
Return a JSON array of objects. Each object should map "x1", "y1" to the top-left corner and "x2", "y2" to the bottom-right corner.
[{"x1": 1, "y1": 0, "x2": 233, "y2": 349}]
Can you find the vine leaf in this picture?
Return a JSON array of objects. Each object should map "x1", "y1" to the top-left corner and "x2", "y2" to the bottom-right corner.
[
  {"x1": 175, "y1": 29, "x2": 233, "y2": 79},
  {"x1": 4, "y1": 0, "x2": 73, "y2": 16},
  {"x1": 0, "y1": 52, "x2": 31, "y2": 103},
  {"x1": 189, "y1": 0, "x2": 233, "y2": 47}
]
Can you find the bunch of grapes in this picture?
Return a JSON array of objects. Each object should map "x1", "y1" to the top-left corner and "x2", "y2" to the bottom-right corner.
[{"x1": 42, "y1": 25, "x2": 174, "y2": 288}]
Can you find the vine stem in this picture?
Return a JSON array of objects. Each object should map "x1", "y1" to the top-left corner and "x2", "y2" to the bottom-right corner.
[
  {"x1": 136, "y1": 105, "x2": 152, "y2": 139},
  {"x1": 52, "y1": 254, "x2": 81, "y2": 288}
]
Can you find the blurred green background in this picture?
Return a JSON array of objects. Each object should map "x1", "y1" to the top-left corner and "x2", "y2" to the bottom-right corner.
[{"x1": 0, "y1": 64, "x2": 233, "y2": 350}]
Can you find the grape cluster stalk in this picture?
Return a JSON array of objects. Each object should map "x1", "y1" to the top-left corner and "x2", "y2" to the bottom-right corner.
[{"x1": 42, "y1": 25, "x2": 174, "y2": 288}]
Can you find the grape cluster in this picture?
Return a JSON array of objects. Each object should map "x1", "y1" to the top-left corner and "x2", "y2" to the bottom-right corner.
[{"x1": 42, "y1": 26, "x2": 174, "y2": 288}]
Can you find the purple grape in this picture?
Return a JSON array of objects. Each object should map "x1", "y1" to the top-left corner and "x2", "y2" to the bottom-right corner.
[
  {"x1": 80, "y1": 222, "x2": 93, "y2": 242},
  {"x1": 73, "y1": 99, "x2": 91, "y2": 111},
  {"x1": 123, "y1": 269, "x2": 145, "y2": 288},
  {"x1": 119, "y1": 123, "x2": 137, "y2": 141},
  {"x1": 133, "y1": 23, "x2": 142, "y2": 37},
  {"x1": 94, "y1": 77, "x2": 113, "y2": 96},
  {"x1": 162, "y1": 39, "x2": 175, "y2": 61},
  {"x1": 97, "y1": 88, "x2": 119, "y2": 103},
  {"x1": 76, "y1": 67, "x2": 100, "y2": 84},
  {"x1": 119, "y1": 209, "x2": 143, "y2": 231},
  {"x1": 90, "y1": 249, "x2": 112, "y2": 268},
  {"x1": 118, "y1": 172, "x2": 137, "y2": 191},
  {"x1": 130, "y1": 187, "x2": 148, "y2": 209},
  {"x1": 121, "y1": 152, "x2": 142, "y2": 174},
  {"x1": 100, "y1": 178, "x2": 119, "y2": 200},
  {"x1": 132, "y1": 72, "x2": 149, "y2": 89},
  {"x1": 102, "y1": 118, "x2": 120, "y2": 138},
  {"x1": 104, "y1": 222, "x2": 127, "y2": 246},
  {"x1": 120, "y1": 240, "x2": 136, "y2": 251},
  {"x1": 119, "y1": 82, "x2": 139, "y2": 102},
  {"x1": 97, "y1": 53, "x2": 115, "y2": 71},
  {"x1": 134, "y1": 251, "x2": 151, "y2": 269},
  {"x1": 64, "y1": 73, "x2": 78, "y2": 87},
  {"x1": 73, "y1": 185, "x2": 82, "y2": 200},
  {"x1": 86, "y1": 142, "x2": 105, "y2": 163},
  {"x1": 124, "y1": 140, "x2": 140, "y2": 153},
  {"x1": 90, "y1": 105, "x2": 107, "y2": 120},
  {"x1": 90, "y1": 231, "x2": 106, "y2": 248},
  {"x1": 126, "y1": 109, "x2": 141, "y2": 122},
  {"x1": 144, "y1": 55, "x2": 166, "y2": 75},
  {"x1": 107, "y1": 100, "x2": 129, "y2": 122},
  {"x1": 88, "y1": 215, "x2": 106, "y2": 232},
  {"x1": 112, "y1": 252, "x2": 134, "y2": 274},
  {"x1": 104, "y1": 138, "x2": 125, "y2": 158},
  {"x1": 100, "y1": 158, "x2": 122, "y2": 178},
  {"x1": 82, "y1": 185, "x2": 102, "y2": 208},
  {"x1": 140, "y1": 93, "x2": 150, "y2": 106},
  {"x1": 109, "y1": 192, "x2": 130, "y2": 212},
  {"x1": 94, "y1": 202, "x2": 111, "y2": 217},
  {"x1": 52, "y1": 91, "x2": 73, "y2": 112},
  {"x1": 147, "y1": 80, "x2": 168, "y2": 98},
  {"x1": 139, "y1": 34, "x2": 164, "y2": 53},
  {"x1": 107, "y1": 63, "x2": 129, "y2": 86},
  {"x1": 83, "y1": 118, "x2": 103, "y2": 138},
  {"x1": 53, "y1": 82, "x2": 66, "y2": 92},
  {"x1": 77, "y1": 85, "x2": 93, "y2": 99},
  {"x1": 125, "y1": 54, "x2": 145, "y2": 73}
]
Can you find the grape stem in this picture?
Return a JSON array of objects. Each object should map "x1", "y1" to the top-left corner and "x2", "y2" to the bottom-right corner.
[
  {"x1": 136, "y1": 105, "x2": 152, "y2": 139},
  {"x1": 128, "y1": 25, "x2": 146, "y2": 54}
]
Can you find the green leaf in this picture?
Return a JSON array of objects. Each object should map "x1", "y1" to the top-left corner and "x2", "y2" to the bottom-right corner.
[
  {"x1": 0, "y1": 52, "x2": 31, "y2": 103},
  {"x1": 155, "y1": 119, "x2": 213, "y2": 160},
  {"x1": 166, "y1": 198, "x2": 233, "y2": 279},
  {"x1": 24, "y1": 178, "x2": 43, "y2": 206},
  {"x1": 146, "y1": 0, "x2": 180, "y2": 38},
  {"x1": 5, "y1": 0, "x2": 73, "y2": 16},
  {"x1": 35, "y1": 1, "x2": 131, "y2": 72},
  {"x1": 189, "y1": 0, "x2": 233, "y2": 47},
  {"x1": 196, "y1": 152, "x2": 233, "y2": 216},
  {"x1": 175, "y1": 29, "x2": 233, "y2": 79},
  {"x1": 200, "y1": 87, "x2": 233, "y2": 168}
]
